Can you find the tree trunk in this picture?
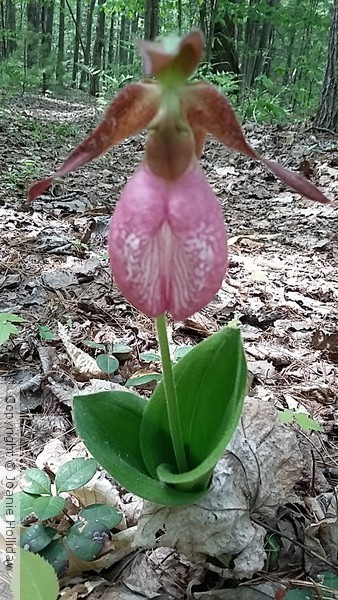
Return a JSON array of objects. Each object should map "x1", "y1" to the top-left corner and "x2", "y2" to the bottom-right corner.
[
  {"x1": 205, "y1": 0, "x2": 218, "y2": 62},
  {"x1": 128, "y1": 16, "x2": 138, "y2": 66},
  {"x1": 26, "y1": 0, "x2": 41, "y2": 68},
  {"x1": 0, "y1": 0, "x2": 6, "y2": 60},
  {"x1": 211, "y1": 1, "x2": 239, "y2": 74},
  {"x1": 118, "y1": 14, "x2": 127, "y2": 66},
  {"x1": 251, "y1": 0, "x2": 279, "y2": 81},
  {"x1": 177, "y1": 0, "x2": 182, "y2": 34},
  {"x1": 6, "y1": 0, "x2": 16, "y2": 55},
  {"x1": 40, "y1": 0, "x2": 54, "y2": 66},
  {"x1": 107, "y1": 10, "x2": 114, "y2": 68},
  {"x1": 315, "y1": 0, "x2": 338, "y2": 131},
  {"x1": 89, "y1": 0, "x2": 105, "y2": 96},
  {"x1": 72, "y1": 0, "x2": 81, "y2": 83},
  {"x1": 79, "y1": 0, "x2": 95, "y2": 89},
  {"x1": 56, "y1": 0, "x2": 65, "y2": 84},
  {"x1": 144, "y1": 0, "x2": 158, "y2": 40}
]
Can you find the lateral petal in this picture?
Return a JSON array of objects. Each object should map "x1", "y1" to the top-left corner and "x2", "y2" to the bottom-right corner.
[
  {"x1": 109, "y1": 162, "x2": 227, "y2": 320},
  {"x1": 184, "y1": 83, "x2": 330, "y2": 204},
  {"x1": 28, "y1": 82, "x2": 160, "y2": 201}
]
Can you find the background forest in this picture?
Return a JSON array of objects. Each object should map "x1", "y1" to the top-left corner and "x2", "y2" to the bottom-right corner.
[{"x1": 0, "y1": 0, "x2": 337, "y2": 126}]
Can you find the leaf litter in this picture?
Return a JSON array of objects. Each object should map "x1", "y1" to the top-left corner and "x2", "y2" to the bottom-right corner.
[{"x1": 0, "y1": 94, "x2": 338, "y2": 599}]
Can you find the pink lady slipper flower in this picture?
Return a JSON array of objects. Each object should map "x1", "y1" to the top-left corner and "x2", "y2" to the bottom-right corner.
[{"x1": 28, "y1": 31, "x2": 329, "y2": 320}]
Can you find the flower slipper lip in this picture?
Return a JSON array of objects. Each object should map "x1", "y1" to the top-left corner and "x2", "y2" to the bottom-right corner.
[{"x1": 108, "y1": 161, "x2": 227, "y2": 320}]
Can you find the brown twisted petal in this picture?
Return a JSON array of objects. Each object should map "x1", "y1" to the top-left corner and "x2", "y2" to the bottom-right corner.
[
  {"x1": 28, "y1": 82, "x2": 160, "y2": 201},
  {"x1": 183, "y1": 82, "x2": 331, "y2": 204}
]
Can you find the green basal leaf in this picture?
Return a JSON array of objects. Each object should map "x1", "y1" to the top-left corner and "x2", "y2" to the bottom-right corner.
[
  {"x1": 140, "y1": 326, "x2": 247, "y2": 491},
  {"x1": 12, "y1": 548, "x2": 60, "y2": 600},
  {"x1": 79, "y1": 503, "x2": 122, "y2": 529},
  {"x1": 40, "y1": 539, "x2": 69, "y2": 576},
  {"x1": 20, "y1": 523, "x2": 56, "y2": 553},
  {"x1": 73, "y1": 391, "x2": 205, "y2": 505},
  {"x1": 96, "y1": 353, "x2": 119, "y2": 374},
  {"x1": 21, "y1": 468, "x2": 51, "y2": 495},
  {"x1": 66, "y1": 520, "x2": 107, "y2": 561},
  {"x1": 55, "y1": 458, "x2": 97, "y2": 493},
  {"x1": 33, "y1": 496, "x2": 66, "y2": 520}
]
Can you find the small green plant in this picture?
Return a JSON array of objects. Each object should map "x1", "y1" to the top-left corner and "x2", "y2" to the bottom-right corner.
[
  {"x1": 38, "y1": 324, "x2": 58, "y2": 341},
  {"x1": 279, "y1": 409, "x2": 322, "y2": 432},
  {"x1": 84, "y1": 339, "x2": 133, "y2": 375},
  {"x1": 0, "y1": 312, "x2": 24, "y2": 345},
  {"x1": 1, "y1": 458, "x2": 122, "y2": 576}
]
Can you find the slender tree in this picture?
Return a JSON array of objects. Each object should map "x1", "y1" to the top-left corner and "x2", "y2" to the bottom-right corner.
[
  {"x1": 80, "y1": 0, "x2": 96, "y2": 89},
  {"x1": 56, "y1": 0, "x2": 65, "y2": 84},
  {"x1": 315, "y1": 0, "x2": 338, "y2": 131},
  {"x1": 72, "y1": 0, "x2": 82, "y2": 83},
  {"x1": 6, "y1": 0, "x2": 16, "y2": 55},
  {"x1": 0, "y1": 0, "x2": 6, "y2": 60},
  {"x1": 90, "y1": 0, "x2": 105, "y2": 96},
  {"x1": 144, "y1": 0, "x2": 159, "y2": 40},
  {"x1": 26, "y1": 0, "x2": 41, "y2": 68},
  {"x1": 40, "y1": 0, "x2": 54, "y2": 66}
]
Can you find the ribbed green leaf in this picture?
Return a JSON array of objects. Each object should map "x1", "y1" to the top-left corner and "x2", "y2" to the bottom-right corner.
[
  {"x1": 73, "y1": 391, "x2": 204, "y2": 505},
  {"x1": 140, "y1": 326, "x2": 246, "y2": 490}
]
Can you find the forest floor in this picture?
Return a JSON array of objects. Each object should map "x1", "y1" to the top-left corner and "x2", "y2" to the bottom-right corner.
[{"x1": 0, "y1": 90, "x2": 338, "y2": 600}]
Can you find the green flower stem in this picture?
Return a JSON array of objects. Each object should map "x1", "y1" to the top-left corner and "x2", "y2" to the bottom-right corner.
[{"x1": 155, "y1": 314, "x2": 188, "y2": 473}]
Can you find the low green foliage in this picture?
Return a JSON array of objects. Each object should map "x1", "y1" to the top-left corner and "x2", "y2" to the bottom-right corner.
[
  {"x1": 84, "y1": 339, "x2": 133, "y2": 375},
  {"x1": 1, "y1": 458, "x2": 122, "y2": 577},
  {"x1": 0, "y1": 312, "x2": 24, "y2": 345},
  {"x1": 279, "y1": 408, "x2": 322, "y2": 432}
]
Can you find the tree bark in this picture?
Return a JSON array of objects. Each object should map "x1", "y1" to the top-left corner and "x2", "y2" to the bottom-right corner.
[
  {"x1": 89, "y1": 0, "x2": 105, "y2": 96},
  {"x1": 56, "y1": 0, "x2": 65, "y2": 84},
  {"x1": 251, "y1": 0, "x2": 279, "y2": 81},
  {"x1": 177, "y1": 0, "x2": 182, "y2": 34},
  {"x1": 0, "y1": 0, "x2": 6, "y2": 60},
  {"x1": 107, "y1": 10, "x2": 114, "y2": 67},
  {"x1": 72, "y1": 0, "x2": 82, "y2": 83},
  {"x1": 6, "y1": 0, "x2": 16, "y2": 55},
  {"x1": 40, "y1": 0, "x2": 54, "y2": 66},
  {"x1": 26, "y1": 0, "x2": 41, "y2": 68},
  {"x1": 315, "y1": 0, "x2": 338, "y2": 131},
  {"x1": 80, "y1": 0, "x2": 96, "y2": 89},
  {"x1": 211, "y1": 0, "x2": 239, "y2": 74},
  {"x1": 144, "y1": 0, "x2": 158, "y2": 40},
  {"x1": 118, "y1": 14, "x2": 127, "y2": 66}
]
